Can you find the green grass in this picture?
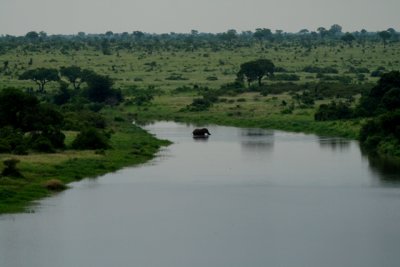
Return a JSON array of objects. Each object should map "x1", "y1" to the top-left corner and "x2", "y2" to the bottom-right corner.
[
  {"x1": 1, "y1": 41, "x2": 399, "y2": 213},
  {"x1": 123, "y1": 93, "x2": 361, "y2": 139},
  {"x1": 0, "y1": 121, "x2": 170, "y2": 214},
  {"x1": 2, "y1": 43, "x2": 400, "y2": 92}
]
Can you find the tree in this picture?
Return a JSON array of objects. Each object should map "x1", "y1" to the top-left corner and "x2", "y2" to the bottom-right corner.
[
  {"x1": 378, "y1": 30, "x2": 391, "y2": 48},
  {"x1": 0, "y1": 89, "x2": 65, "y2": 152},
  {"x1": 60, "y1": 66, "x2": 85, "y2": 89},
  {"x1": 0, "y1": 89, "x2": 39, "y2": 131},
  {"x1": 72, "y1": 128, "x2": 110, "y2": 150},
  {"x1": 133, "y1": 31, "x2": 145, "y2": 39},
  {"x1": 328, "y1": 24, "x2": 343, "y2": 36},
  {"x1": 85, "y1": 73, "x2": 122, "y2": 104},
  {"x1": 19, "y1": 68, "x2": 59, "y2": 92},
  {"x1": 341, "y1": 32, "x2": 355, "y2": 46},
  {"x1": 253, "y1": 28, "x2": 272, "y2": 42},
  {"x1": 356, "y1": 71, "x2": 400, "y2": 116},
  {"x1": 25, "y1": 31, "x2": 39, "y2": 41},
  {"x1": 219, "y1": 29, "x2": 238, "y2": 44},
  {"x1": 317, "y1": 27, "x2": 328, "y2": 39},
  {"x1": 237, "y1": 59, "x2": 275, "y2": 87},
  {"x1": 299, "y1": 29, "x2": 309, "y2": 35},
  {"x1": 133, "y1": 86, "x2": 157, "y2": 106}
]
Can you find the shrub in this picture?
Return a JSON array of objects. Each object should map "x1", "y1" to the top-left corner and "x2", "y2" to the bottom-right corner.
[
  {"x1": 186, "y1": 98, "x2": 212, "y2": 111},
  {"x1": 206, "y1": 76, "x2": 218, "y2": 81},
  {"x1": 165, "y1": 73, "x2": 188, "y2": 80},
  {"x1": 270, "y1": 74, "x2": 300, "y2": 81},
  {"x1": 72, "y1": 128, "x2": 110, "y2": 150},
  {"x1": 30, "y1": 136, "x2": 55, "y2": 153},
  {"x1": 303, "y1": 66, "x2": 339, "y2": 74},
  {"x1": 315, "y1": 101, "x2": 353, "y2": 121},
  {"x1": 1, "y1": 158, "x2": 23, "y2": 178},
  {"x1": 0, "y1": 139, "x2": 11, "y2": 153},
  {"x1": 218, "y1": 81, "x2": 245, "y2": 96},
  {"x1": 172, "y1": 85, "x2": 193, "y2": 94},
  {"x1": 43, "y1": 179, "x2": 67, "y2": 191}
]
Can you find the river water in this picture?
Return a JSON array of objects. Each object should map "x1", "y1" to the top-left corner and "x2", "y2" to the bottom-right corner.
[{"x1": 1, "y1": 121, "x2": 400, "y2": 267}]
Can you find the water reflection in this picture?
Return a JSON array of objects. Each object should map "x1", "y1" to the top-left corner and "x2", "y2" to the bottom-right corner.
[
  {"x1": 240, "y1": 128, "x2": 274, "y2": 155},
  {"x1": 240, "y1": 128, "x2": 274, "y2": 137},
  {"x1": 318, "y1": 137, "x2": 351, "y2": 151},
  {"x1": 192, "y1": 136, "x2": 209, "y2": 142},
  {"x1": 367, "y1": 155, "x2": 400, "y2": 184},
  {"x1": 2, "y1": 121, "x2": 400, "y2": 267}
]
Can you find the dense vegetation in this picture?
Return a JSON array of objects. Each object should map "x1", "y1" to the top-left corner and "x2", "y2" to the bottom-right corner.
[{"x1": 0, "y1": 25, "x2": 400, "y2": 213}]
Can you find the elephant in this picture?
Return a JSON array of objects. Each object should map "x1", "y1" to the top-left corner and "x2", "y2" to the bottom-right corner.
[{"x1": 192, "y1": 128, "x2": 211, "y2": 137}]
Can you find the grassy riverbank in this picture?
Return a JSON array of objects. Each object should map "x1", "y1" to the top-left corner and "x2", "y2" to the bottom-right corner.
[
  {"x1": 0, "y1": 93, "x2": 362, "y2": 215},
  {"x1": 1, "y1": 35, "x2": 399, "y2": 214},
  {"x1": 125, "y1": 93, "x2": 362, "y2": 139},
  {"x1": 0, "y1": 118, "x2": 170, "y2": 214}
]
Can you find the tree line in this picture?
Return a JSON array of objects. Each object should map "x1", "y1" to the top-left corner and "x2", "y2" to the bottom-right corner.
[
  {"x1": 0, "y1": 25, "x2": 398, "y2": 55},
  {"x1": 0, "y1": 66, "x2": 127, "y2": 154}
]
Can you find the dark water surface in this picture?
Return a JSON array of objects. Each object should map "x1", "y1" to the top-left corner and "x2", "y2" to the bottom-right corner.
[{"x1": 1, "y1": 121, "x2": 400, "y2": 267}]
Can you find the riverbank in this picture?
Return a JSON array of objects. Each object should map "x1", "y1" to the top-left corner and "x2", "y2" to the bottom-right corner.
[
  {"x1": 0, "y1": 119, "x2": 170, "y2": 214},
  {"x1": 126, "y1": 93, "x2": 362, "y2": 140}
]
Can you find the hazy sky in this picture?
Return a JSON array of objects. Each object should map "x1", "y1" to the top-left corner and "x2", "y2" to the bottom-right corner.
[{"x1": 0, "y1": 0, "x2": 399, "y2": 35}]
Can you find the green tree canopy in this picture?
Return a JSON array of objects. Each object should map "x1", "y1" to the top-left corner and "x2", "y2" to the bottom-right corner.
[
  {"x1": 60, "y1": 66, "x2": 86, "y2": 89},
  {"x1": 237, "y1": 59, "x2": 275, "y2": 86},
  {"x1": 85, "y1": 73, "x2": 122, "y2": 104},
  {"x1": 378, "y1": 30, "x2": 391, "y2": 48},
  {"x1": 19, "y1": 68, "x2": 59, "y2": 92},
  {"x1": 357, "y1": 71, "x2": 400, "y2": 116},
  {"x1": 341, "y1": 32, "x2": 355, "y2": 46},
  {"x1": 0, "y1": 89, "x2": 65, "y2": 152}
]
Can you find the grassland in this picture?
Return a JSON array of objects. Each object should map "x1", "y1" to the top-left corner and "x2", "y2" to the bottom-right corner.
[
  {"x1": 1, "y1": 40, "x2": 400, "y2": 213},
  {"x1": 2, "y1": 43, "x2": 400, "y2": 92},
  {"x1": 0, "y1": 118, "x2": 170, "y2": 214}
]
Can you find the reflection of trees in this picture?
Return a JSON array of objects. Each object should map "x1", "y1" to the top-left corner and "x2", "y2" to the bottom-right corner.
[
  {"x1": 318, "y1": 137, "x2": 351, "y2": 151},
  {"x1": 241, "y1": 140, "x2": 274, "y2": 153},
  {"x1": 241, "y1": 128, "x2": 273, "y2": 137},
  {"x1": 240, "y1": 128, "x2": 274, "y2": 155},
  {"x1": 367, "y1": 155, "x2": 400, "y2": 184}
]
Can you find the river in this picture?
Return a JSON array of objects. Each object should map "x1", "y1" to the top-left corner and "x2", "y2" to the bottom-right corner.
[{"x1": 1, "y1": 121, "x2": 400, "y2": 267}]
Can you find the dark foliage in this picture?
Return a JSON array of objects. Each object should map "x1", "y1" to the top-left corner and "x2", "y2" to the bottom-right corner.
[
  {"x1": 302, "y1": 66, "x2": 339, "y2": 74},
  {"x1": 0, "y1": 89, "x2": 65, "y2": 153},
  {"x1": 19, "y1": 68, "x2": 59, "y2": 92},
  {"x1": 356, "y1": 71, "x2": 400, "y2": 116},
  {"x1": 315, "y1": 101, "x2": 353, "y2": 121},
  {"x1": 85, "y1": 73, "x2": 122, "y2": 104},
  {"x1": 237, "y1": 59, "x2": 275, "y2": 86},
  {"x1": 71, "y1": 128, "x2": 110, "y2": 150},
  {"x1": 360, "y1": 110, "x2": 400, "y2": 152},
  {"x1": 63, "y1": 111, "x2": 107, "y2": 130},
  {"x1": 1, "y1": 159, "x2": 23, "y2": 178}
]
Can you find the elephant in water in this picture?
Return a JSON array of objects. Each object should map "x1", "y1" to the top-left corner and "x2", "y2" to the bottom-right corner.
[{"x1": 192, "y1": 128, "x2": 211, "y2": 137}]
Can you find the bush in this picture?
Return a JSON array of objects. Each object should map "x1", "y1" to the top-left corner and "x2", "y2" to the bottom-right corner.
[
  {"x1": 72, "y1": 128, "x2": 110, "y2": 150},
  {"x1": 270, "y1": 74, "x2": 300, "y2": 81},
  {"x1": 315, "y1": 101, "x2": 353, "y2": 121},
  {"x1": 0, "y1": 139, "x2": 11, "y2": 153},
  {"x1": 359, "y1": 111, "x2": 400, "y2": 155},
  {"x1": 165, "y1": 73, "x2": 188, "y2": 80},
  {"x1": 218, "y1": 81, "x2": 245, "y2": 96},
  {"x1": 43, "y1": 179, "x2": 67, "y2": 191},
  {"x1": 206, "y1": 76, "x2": 218, "y2": 81},
  {"x1": 172, "y1": 85, "x2": 193, "y2": 94},
  {"x1": 186, "y1": 98, "x2": 212, "y2": 111},
  {"x1": 63, "y1": 111, "x2": 107, "y2": 130},
  {"x1": 303, "y1": 66, "x2": 339, "y2": 74},
  {"x1": 30, "y1": 136, "x2": 55, "y2": 153},
  {"x1": 1, "y1": 158, "x2": 23, "y2": 178}
]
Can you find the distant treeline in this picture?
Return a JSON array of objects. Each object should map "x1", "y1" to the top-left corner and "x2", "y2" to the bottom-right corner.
[{"x1": 0, "y1": 25, "x2": 398, "y2": 54}]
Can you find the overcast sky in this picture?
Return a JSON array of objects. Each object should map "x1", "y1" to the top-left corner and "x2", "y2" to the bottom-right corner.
[{"x1": 0, "y1": 0, "x2": 399, "y2": 35}]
